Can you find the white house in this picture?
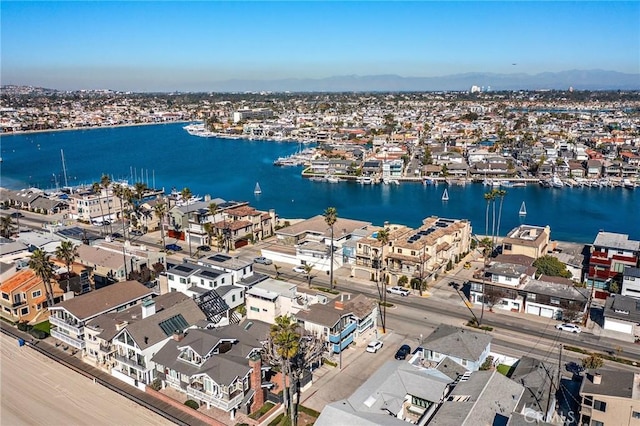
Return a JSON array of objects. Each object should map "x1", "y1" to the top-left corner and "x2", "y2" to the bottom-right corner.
[
  {"x1": 621, "y1": 267, "x2": 640, "y2": 299},
  {"x1": 415, "y1": 324, "x2": 492, "y2": 372}
]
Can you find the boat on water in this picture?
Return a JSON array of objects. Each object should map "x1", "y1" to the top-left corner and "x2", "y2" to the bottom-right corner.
[
  {"x1": 500, "y1": 181, "x2": 515, "y2": 188},
  {"x1": 254, "y1": 182, "x2": 262, "y2": 195},
  {"x1": 326, "y1": 175, "x2": 341, "y2": 183},
  {"x1": 550, "y1": 174, "x2": 564, "y2": 188},
  {"x1": 442, "y1": 188, "x2": 449, "y2": 201},
  {"x1": 623, "y1": 179, "x2": 636, "y2": 189},
  {"x1": 184, "y1": 123, "x2": 217, "y2": 138},
  {"x1": 357, "y1": 176, "x2": 373, "y2": 185},
  {"x1": 519, "y1": 201, "x2": 527, "y2": 216}
]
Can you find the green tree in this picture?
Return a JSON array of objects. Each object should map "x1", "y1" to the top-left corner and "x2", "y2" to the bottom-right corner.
[
  {"x1": 153, "y1": 198, "x2": 168, "y2": 270},
  {"x1": 324, "y1": 207, "x2": 338, "y2": 290},
  {"x1": 533, "y1": 255, "x2": 572, "y2": 278},
  {"x1": 376, "y1": 227, "x2": 390, "y2": 333},
  {"x1": 303, "y1": 263, "x2": 314, "y2": 288},
  {"x1": 29, "y1": 249, "x2": 55, "y2": 307},
  {"x1": 180, "y1": 187, "x2": 193, "y2": 257},
  {"x1": 0, "y1": 215, "x2": 14, "y2": 238},
  {"x1": 100, "y1": 174, "x2": 112, "y2": 234},
  {"x1": 269, "y1": 315, "x2": 300, "y2": 420},
  {"x1": 398, "y1": 275, "x2": 409, "y2": 287},
  {"x1": 55, "y1": 241, "x2": 78, "y2": 293}
]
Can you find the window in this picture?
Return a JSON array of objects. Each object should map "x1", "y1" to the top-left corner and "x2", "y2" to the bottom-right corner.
[
  {"x1": 20, "y1": 307, "x2": 29, "y2": 315},
  {"x1": 632, "y1": 411, "x2": 640, "y2": 419},
  {"x1": 32, "y1": 290, "x2": 42, "y2": 298},
  {"x1": 250, "y1": 307, "x2": 259, "y2": 312},
  {"x1": 168, "y1": 275, "x2": 174, "y2": 281},
  {"x1": 232, "y1": 295, "x2": 236, "y2": 303},
  {"x1": 550, "y1": 298, "x2": 560, "y2": 305},
  {"x1": 529, "y1": 294, "x2": 536, "y2": 301},
  {"x1": 593, "y1": 400, "x2": 606, "y2": 412},
  {"x1": 591, "y1": 421, "x2": 603, "y2": 426},
  {"x1": 1, "y1": 293, "x2": 9, "y2": 301},
  {"x1": 179, "y1": 278, "x2": 186, "y2": 284}
]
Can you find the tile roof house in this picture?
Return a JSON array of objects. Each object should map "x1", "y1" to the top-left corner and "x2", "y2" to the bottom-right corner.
[
  {"x1": 415, "y1": 324, "x2": 492, "y2": 372},
  {"x1": 48, "y1": 280, "x2": 154, "y2": 350},
  {"x1": 315, "y1": 361, "x2": 454, "y2": 426},
  {"x1": 0, "y1": 268, "x2": 65, "y2": 324},
  {"x1": 151, "y1": 325, "x2": 267, "y2": 418}
]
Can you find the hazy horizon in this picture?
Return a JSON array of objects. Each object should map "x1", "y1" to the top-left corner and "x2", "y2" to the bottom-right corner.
[{"x1": 2, "y1": 1, "x2": 639, "y2": 92}]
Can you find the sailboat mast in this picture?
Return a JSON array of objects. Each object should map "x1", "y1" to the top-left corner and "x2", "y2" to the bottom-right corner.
[{"x1": 61, "y1": 149, "x2": 69, "y2": 187}]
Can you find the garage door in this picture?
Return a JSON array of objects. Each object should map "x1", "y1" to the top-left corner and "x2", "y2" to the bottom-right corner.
[
  {"x1": 540, "y1": 307, "x2": 554, "y2": 318},
  {"x1": 604, "y1": 319, "x2": 633, "y2": 334},
  {"x1": 527, "y1": 305, "x2": 541, "y2": 316}
]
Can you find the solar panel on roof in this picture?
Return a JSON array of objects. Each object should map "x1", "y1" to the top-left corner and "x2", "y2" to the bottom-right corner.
[
  {"x1": 174, "y1": 265, "x2": 193, "y2": 273},
  {"x1": 200, "y1": 270, "x2": 220, "y2": 279},
  {"x1": 158, "y1": 314, "x2": 189, "y2": 336},
  {"x1": 209, "y1": 254, "x2": 231, "y2": 262}
]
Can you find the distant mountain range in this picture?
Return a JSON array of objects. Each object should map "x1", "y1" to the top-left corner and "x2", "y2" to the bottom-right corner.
[{"x1": 207, "y1": 70, "x2": 640, "y2": 92}]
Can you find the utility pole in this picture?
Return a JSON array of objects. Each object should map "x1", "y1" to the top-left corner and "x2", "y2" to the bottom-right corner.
[
  {"x1": 583, "y1": 281, "x2": 595, "y2": 327},
  {"x1": 338, "y1": 314, "x2": 343, "y2": 370}
]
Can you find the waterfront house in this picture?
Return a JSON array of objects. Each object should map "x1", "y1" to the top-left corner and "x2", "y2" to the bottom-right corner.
[
  {"x1": 621, "y1": 267, "x2": 640, "y2": 299},
  {"x1": 295, "y1": 293, "x2": 377, "y2": 356},
  {"x1": 586, "y1": 231, "x2": 640, "y2": 291},
  {"x1": 84, "y1": 292, "x2": 206, "y2": 385},
  {"x1": 429, "y1": 370, "x2": 525, "y2": 426},
  {"x1": 48, "y1": 280, "x2": 154, "y2": 350},
  {"x1": 0, "y1": 188, "x2": 66, "y2": 214},
  {"x1": 602, "y1": 294, "x2": 640, "y2": 338},
  {"x1": 579, "y1": 370, "x2": 640, "y2": 426},
  {"x1": 151, "y1": 326, "x2": 266, "y2": 417},
  {"x1": 586, "y1": 159, "x2": 603, "y2": 178},
  {"x1": 67, "y1": 187, "x2": 123, "y2": 223},
  {"x1": 0, "y1": 268, "x2": 64, "y2": 324},
  {"x1": 315, "y1": 361, "x2": 454, "y2": 426},
  {"x1": 414, "y1": 324, "x2": 492, "y2": 372},
  {"x1": 501, "y1": 225, "x2": 551, "y2": 260}
]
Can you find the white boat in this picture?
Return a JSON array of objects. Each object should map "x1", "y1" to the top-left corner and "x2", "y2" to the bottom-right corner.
[
  {"x1": 623, "y1": 179, "x2": 636, "y2": 189},
  {"x1": 326, "y1": 175, "x2": 341, "y2": 183},
  {"x1": 550, "y1": 174, "x2": 564, "y2": 188},
  {"x1": 254, "y1": 182, "x2": 262, "y2": 195},
  {"x1": 519, "y1": 201, "x2": 527, "y2": 216},
  {"x1": 357, "y1": 176, "x2": 373, "y2": 185},
  {"x1": 442, "y1": 188, "x2": 449, "y2": 201}
]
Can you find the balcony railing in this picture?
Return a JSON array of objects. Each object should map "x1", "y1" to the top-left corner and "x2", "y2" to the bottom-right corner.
[
  {"x1": 186, "y1": 386, "x2": 244, "y2": 412},
  {"x1": 50, "y1": 316, "x2": 84, "y2": 334},
  {"x1": 115, "y1": 354, "x2": 148, "y2": 371},
  {"x1": 51, "y1": 329, "x2": 86, "y2": 349},
  {"x1": 329, "y1": 321, "x2": 357, "y2": 343}
]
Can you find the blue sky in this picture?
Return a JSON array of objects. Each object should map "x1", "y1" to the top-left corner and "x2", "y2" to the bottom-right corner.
[{"x1": 2, "y1": 1, "x2": 639, "y2": 91}]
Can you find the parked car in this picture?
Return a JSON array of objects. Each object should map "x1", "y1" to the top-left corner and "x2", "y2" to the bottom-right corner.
[
  {"x1": 555, "y1": 323, "x2": 582, "y2": 333},
  {"x1": 130, "y1": 229, "x2": 144, "y2": 236},
  {"x1": 110, "y1": 232, "x2": 123, "y2": 239},
  {"x1": 293, "y1": 265, "x2": 308, "y2": 274},
  {"x1": 366, "y1": 340, "x2": 383, "y2": 353},
  {"x1": 165, "y1": 243, "x2": 182, "y2": 252},
  {"x1": 253, "y1": 257, "x2": 272, "y2": 265},
  {"x1": 10, "y1": 212, "x2": 24, "y2": 218},
  {"x1": 394, "y1": 344, "x2": 412, "y2": 360},
  {"x1": 565, "y1": 361, "x2": 584, "y2": 375},
  {"x1": 464, "y1": 262, "x2": 472, "y2": 269},
  {"x1": 197, "y1": 245, "x2": 211, "y2": 252},
  {"x1": 387, "y1": 286, "x2": 410, "y2": 296}
]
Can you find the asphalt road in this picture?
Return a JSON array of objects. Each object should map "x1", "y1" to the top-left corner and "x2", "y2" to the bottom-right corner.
[{"x1": 0, "y1": 333, "x2": 173, "y2": 426}]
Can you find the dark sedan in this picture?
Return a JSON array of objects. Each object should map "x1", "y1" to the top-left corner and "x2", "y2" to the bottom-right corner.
[{"x1": 394, "y1": 344, "x2": 412, "y2": 360}]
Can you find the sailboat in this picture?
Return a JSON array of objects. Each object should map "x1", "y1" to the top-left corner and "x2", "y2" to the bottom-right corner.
[
  {"x1": 441, "y1": 188, "x2": 449, "y2": 201},
  {"x1": 519, "y1": 201, "x2": 527, "y2": 216},
  {"x1": 254, "y1": 182, "x2": 262, "y2": 195}
]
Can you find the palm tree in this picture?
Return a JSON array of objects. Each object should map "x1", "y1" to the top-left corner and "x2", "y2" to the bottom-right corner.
[
  {"x1": 376, "y1": 227, "x2": 390, "y2": 333},
  {"x1": 203, "y1": 222, "x2": 214, "y2": 249},
  {"x1": 153, "y1": 198, "x2": 168, "y2": 269},
  {"x1": 303, "y1": 263, "x2": 314, "y2": 288},
  {"x1": 100, "y1": 174, "x2": 112, "y2": 234},
  {"x1": 483, "y1": 191, "x2": 494, "y2": 239},
  {"x1": 134, "y1": 181, "x2": 147, "y2": 204},
  {"x1": 91, "y1": 182, "x2": 106, "y2": 235},
  {"x1": 180, "y1": 187, "x2": 193, "y2": 257},
  {"x1": 270, "y1": 315, "x2": 300, "y2": 421},
  {"x1": 495, "y1": 189, "x2": 507, "y2": 247},
  {"x1": 323, "y1": 207, "x2": 337, "y2": 290},
  {"x1": 29, "y1": 249, "x2": 55, "y2": 307},
  {"x1": 0, "y1": 215, "x2": 14, "y2": 238},
  {"x1": 55, "y1": 241, "x2": 78, "y2": 293}
]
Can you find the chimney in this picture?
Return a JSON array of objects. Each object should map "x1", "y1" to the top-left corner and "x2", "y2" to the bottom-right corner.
[
  {"x1": 141, "y1": 299, "x2": 156, "y2": 319},
  {"x1": 592, "y1": 372, "x2": 602, "y2": 384},
  {"x1": 334, "y1": 300, "x2": 344, "y2": 310},
  {"x1": 116, "y1": 321, "x2": 128, "y2": 331},
  {"x1": 249, "y1": 353, "x2": 264, "y2": 412},
  {"x1": 173, "y1": 331, "x2": 185, "y2": 342}
]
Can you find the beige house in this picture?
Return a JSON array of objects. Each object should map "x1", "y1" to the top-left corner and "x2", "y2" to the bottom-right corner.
[
  {"x1": 245, "y1": 278, "x2": 327, "y2": 323},
  {"x1": 579, "y1": 370, "x2": 640, "y2": 426},
  {"x1": 353, "y1": 217, "x2": 472, "y2": 286},
  {"x1": 68, "y1": 187, "x2": 125, "y2": 223},
  {"x1": 501, "y1": 225, "x2": 551, "y2": 259}
]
